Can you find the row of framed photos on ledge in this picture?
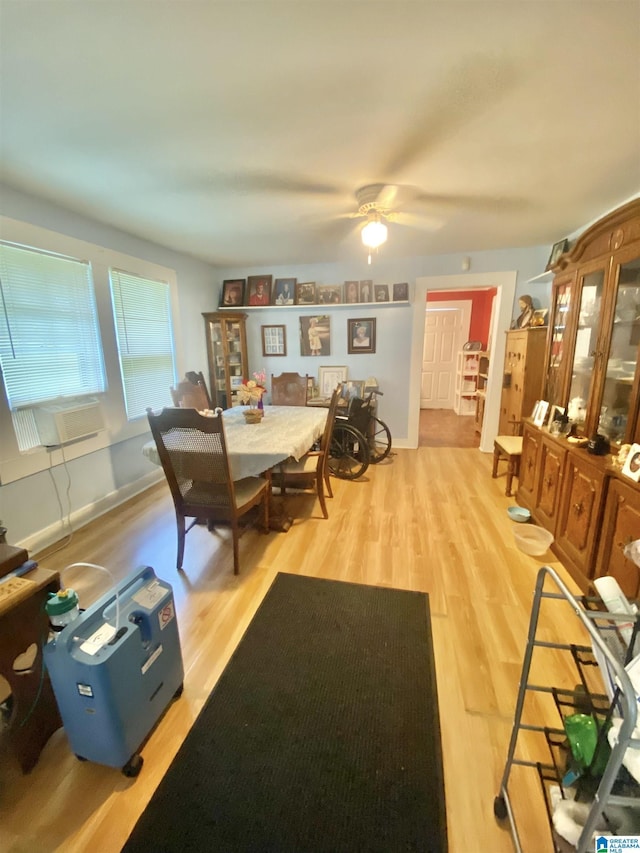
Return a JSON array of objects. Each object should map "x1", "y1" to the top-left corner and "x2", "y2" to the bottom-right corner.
[{"x1": 221, "y1": 276, "x2": 409, "y2": 308}]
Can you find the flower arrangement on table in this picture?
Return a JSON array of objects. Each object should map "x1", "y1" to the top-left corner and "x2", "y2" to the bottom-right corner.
[{"x1": 237, "y1": 370, "x2": 267, "y2": 420}]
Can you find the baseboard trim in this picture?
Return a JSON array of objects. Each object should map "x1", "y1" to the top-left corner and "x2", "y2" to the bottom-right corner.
[{"x1": 19, "y1": 469, "x2": 164, "y2": 556}]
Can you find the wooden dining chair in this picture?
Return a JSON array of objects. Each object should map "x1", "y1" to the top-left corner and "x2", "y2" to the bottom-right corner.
[
  {"x1": 146, "y1": 407, "x2": 269, "y2": 574},
  {"x1": 272, "y1": 385, "x2": 341, "y2": 518},
  {"x1": 170, "y1": 371, "x2": 212, "y2": 410},
  {"x1": 270, "y1": 372, "x2": 309, "y2": 406}
]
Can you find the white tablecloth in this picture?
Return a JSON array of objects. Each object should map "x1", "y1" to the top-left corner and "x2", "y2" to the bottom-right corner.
[{"x1": 142, "y1": 405, "x2": 327, "y2": 480}]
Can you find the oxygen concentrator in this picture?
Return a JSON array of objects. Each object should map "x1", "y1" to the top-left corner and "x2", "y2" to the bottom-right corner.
[{"x1": 44, "y1": 565, "x2": 183, "y2": 777}]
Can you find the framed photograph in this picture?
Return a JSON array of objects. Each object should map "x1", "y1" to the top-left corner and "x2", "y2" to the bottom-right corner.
[
  {"x1": 533, "y1": 400, "x2": 549, "y2": 427},
  {"x1": 317, "y1": 284, "x2": 343, "y2": 305},
  {"x1": 374, "y1": 284, "x2": 389, "y2": 303},
  {"x1": 261, "y1": 324, "x2": 287, "y2": 357},
  {"x1": 300, "y1": 314, "x2": 331, "y2": 357},
  {"x1": 359, "y1": 280, "x2": 373, "y2": 303},
  {"x1": 230, "y1": 374, "x2": 244, "y2": 388},
  {"x1": 622, "y1": 443, "x2": 640, "y2": 483},
  {"x1": 343, "y1": 380, "x2": 364, "y2": 401},
  {"x1": 546, "y1": 238, "x2": 569, "y2": 271},
  {"x1": 220, "y1": 279, "x2": 245, "y2": 307},
  {"x1": 392, "y1": 282, "x2": 409, "y2": 302},
  {"x1": 318, "y1": 365, "x2": 348, "y2": 399},
  {"x1": 348, "y1": 318, "x2": 376, "y2": 354},
  {"x1": 296, "y1": 281, "x2": 316, "y2": 305},
  {"x1": 247, "y1": 275, "x2": 272, "y2": 306},
  {"x1": 344, "y1": 281, "x2": 360, "y2": 304},
  {"x1": 273, "y1": 278, "x2": 296, "y2": 306},
  {"x1": 532, "y1": 308, "x2": 548, "y2": 327}
]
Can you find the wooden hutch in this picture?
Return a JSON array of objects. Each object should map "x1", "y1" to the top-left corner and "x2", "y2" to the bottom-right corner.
[{"x1": 516, "y1": 199, "x2": 640, "y2": 596}]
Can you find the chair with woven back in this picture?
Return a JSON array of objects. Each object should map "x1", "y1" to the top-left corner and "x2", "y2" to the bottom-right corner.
[
  {"x1": 170, "y1": 371, "x2": 212, "y2": 410},
  {"x1": 270, "y1": 372, "x2": 309, "y2": 406},
  {"x1": 272, "y1": 385, "x2": 341, "y2": 519},
  {"x1": 146, "y1": 407, "x2": 269, "y2": 575}
]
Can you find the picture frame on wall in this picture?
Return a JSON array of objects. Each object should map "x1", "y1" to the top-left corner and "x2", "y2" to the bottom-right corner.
[
  {"x1": 295, "y1": 281, "x2": 316, "y2": 305},
  {"x1": 317, "y1": 284, "x2": 342, "y2": 305},
  {"x1": 273, "y1": 278, "x2": 296, "y2": 305},
  {"x1": 299, "y1": 314, "x2": 331, "y2": 357},
  {"x1": 247, "y1": 275, "x2": 272, "y2": 306},
  {"x1": 261, "y1": 324, "x2": 287, "y2": 357},
  {"x1": 359, "y1": 280, "x2": 373, "y2": 303},
  {"x1": 546, "y1": 239, "x2": 569, "y2": 271},
  {"x1": 392, "y1": 282, "x2": 409, "y2": 302},
  {"x1": 344, "y1": 281, "x2": 360, "y2": 304},
  {"x1": 220, "y1": 279, "x2": 245, "y2": 307},
  {"x1": 374, "y1": 284, "x2": 389, "y2": 303},
  {"x1": 347, "y1": 318, "x2": 376, "y2": 354},
  {"x1": 318, "y1": 365, "x2": 348, "y2": 398}
]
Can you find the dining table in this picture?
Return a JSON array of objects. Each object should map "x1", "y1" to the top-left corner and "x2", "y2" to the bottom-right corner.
[{"x1": 142, "y1": 404, "x2": 328, "y2": 531}]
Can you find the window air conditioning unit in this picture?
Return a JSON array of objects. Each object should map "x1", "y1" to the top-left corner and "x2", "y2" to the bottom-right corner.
[{"x1": 34, "y1": 399, "x2": 105, "y2": 447}]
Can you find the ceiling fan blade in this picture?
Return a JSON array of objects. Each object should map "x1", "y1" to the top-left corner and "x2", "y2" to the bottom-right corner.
[
  {"x1": 410, "y1": 191, "x2": 531, "y2": 213},
  {"x1": 390, "y1": 211, "x2": 444, "y2": 232},
  {"x1": 173, "y1": 171, "x2": 344, "y2": 196},
  {"x1": 377, "y1": 55, "x2": 519, "y2": 179}
]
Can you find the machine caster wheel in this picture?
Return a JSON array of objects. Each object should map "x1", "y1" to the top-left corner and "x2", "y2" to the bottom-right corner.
[
  {"x1": 493, "y1": 795, "x2": 508, "y2": 821},
  {"x1": 122, "y1": 754, "x2": 143, "y2": 778},
  {"x1": 174, "y1": 683, "x2": 184, "y2": 699},
  {"x1": 75, "y1": 754, "x2": 87, "y2": 762}
]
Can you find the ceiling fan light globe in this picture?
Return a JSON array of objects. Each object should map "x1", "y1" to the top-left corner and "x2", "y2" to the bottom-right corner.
[{"x1": 361, "y1": 219, "x2": 388, "y2": 249}]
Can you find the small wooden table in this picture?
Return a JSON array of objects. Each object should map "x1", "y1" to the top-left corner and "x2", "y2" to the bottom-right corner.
[
  {"x1": 492, "y1": 435, "x2": 523, "y2": 497},
  {"x1": 0, "y1": 565, "x2": 62, "y2": 772}
]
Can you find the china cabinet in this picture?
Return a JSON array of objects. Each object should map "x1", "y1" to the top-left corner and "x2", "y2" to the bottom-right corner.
[
  {"x1": 516, "y1": 199, "x2": 640, "y2": 592},
  {"x1": 544, "y1": 198, "x2": 640, "y2": 447},
  {"x1": 202, "y1": 312, "x2": 248, "y2": 409},
  {"x1": 498, "y1": 328, "x2": 546, "y2": 435}
]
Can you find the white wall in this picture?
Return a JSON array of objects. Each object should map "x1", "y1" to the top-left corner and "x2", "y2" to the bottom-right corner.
[{"x1": 0, "y1": 183, "x2": 551, "y2": 552}]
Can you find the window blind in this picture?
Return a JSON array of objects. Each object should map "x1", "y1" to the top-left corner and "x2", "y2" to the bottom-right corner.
[
  {"x1": 0, "y1": 242, "x2": 106, "y2": 409},
  {"x1": 110, "y1": 268, "x2": 176, "y2": 420}
]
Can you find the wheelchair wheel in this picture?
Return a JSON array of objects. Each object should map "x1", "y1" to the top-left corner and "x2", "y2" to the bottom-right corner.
[
  {"x1": 329, "y1": 423, "x2": 370, "y2": 480},
  {"x1": 369, "y1": 417, "x2": 392, "y2": 463}
]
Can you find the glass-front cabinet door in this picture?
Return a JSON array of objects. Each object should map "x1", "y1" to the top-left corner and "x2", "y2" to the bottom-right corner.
[
  {"x1": 545, "y1": 275, "x2": 574, "y2": 413},
  {"x1": 565, "y1": 266, "x2": 606, "y2": 435},
  {"x1": 597, "y1": 252, "x2": 640, "y2": 446},
  {"x1": 203, "y1": 312, "x2": 248, "y2": 409}
]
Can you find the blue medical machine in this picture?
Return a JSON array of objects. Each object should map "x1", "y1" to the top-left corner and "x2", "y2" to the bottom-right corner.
[{"x1": 44, "y1": 565, "x2": 183, "y2": 777}]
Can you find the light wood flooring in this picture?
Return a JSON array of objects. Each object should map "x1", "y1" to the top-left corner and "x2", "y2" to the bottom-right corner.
[{"x1": 0, "y1": 445, "x2": 588, "y2": 852}]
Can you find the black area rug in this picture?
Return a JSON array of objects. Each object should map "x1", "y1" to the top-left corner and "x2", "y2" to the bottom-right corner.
[{"x1": 123, "y1": 573, "x2": 447, "y2": 853}]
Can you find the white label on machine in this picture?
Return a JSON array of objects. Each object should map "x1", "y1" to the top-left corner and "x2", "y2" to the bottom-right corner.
[
  {"x1": 79, "y1": 622, "x2": 117, "y2": 656},
  {"x1": 141, "y1": 644, "x2": 163, "y2": 675},
  {"x1": 158, "y1": 600, "x2": 175, "y2": 631},
  {"x1": 133, "y1": 580, "x2": 168, "y2": 610}
]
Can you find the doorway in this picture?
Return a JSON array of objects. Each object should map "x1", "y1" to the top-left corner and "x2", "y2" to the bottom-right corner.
[
  {"x1": 408, "y1": 271, "x2": 518, "y2": 453},
  {"x1": 421, "y1": 300, "x2": 472, "y2": 410}
]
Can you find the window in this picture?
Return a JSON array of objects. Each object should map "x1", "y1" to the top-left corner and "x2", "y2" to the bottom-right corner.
[
  {"x1": 110, "y1": 268, "x2": 176, "y2": 420},
  {"x1": 0, "y1": 241, "x2": 106, "y2": 449}
]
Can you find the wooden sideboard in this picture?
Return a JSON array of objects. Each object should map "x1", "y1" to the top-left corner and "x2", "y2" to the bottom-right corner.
[{"x1": 517, "y1": 421, "x2": 640, "y2": 595}]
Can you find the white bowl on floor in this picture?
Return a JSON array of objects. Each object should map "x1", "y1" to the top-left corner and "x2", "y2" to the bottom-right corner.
[{"x1": 513, "y1": 525, "x2": 554, "y2": 556}]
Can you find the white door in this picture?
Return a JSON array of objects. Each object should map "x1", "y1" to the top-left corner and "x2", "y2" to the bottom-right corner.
[{"x1": 421, "y1": 301, "x2": 472, "y2": 408}]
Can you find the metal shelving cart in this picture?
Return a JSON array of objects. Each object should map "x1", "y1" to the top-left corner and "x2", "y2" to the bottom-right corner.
[{"x1": 495, "y1": 565, "x2": 640, "y2": 852}]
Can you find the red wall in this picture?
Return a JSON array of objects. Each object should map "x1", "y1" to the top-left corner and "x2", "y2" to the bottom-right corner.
[{"x1": 426, "y1": 288, "x2": 497, "y2": 349}]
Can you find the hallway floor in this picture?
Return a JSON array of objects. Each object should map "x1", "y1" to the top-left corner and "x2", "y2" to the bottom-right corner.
[{"x1": 419, "y1": 408, "x2": 480, "y2": 448}]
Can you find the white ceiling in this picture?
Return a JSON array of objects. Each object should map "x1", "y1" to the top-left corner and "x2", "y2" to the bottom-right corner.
[{"x1": 1, "y1": 1, "x2": 639, "y2": 268}]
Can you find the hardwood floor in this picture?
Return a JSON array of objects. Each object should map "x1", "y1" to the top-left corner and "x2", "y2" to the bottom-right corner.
[{"x1": 0, "y1": 446, "x2": 584, "y2": 852}]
